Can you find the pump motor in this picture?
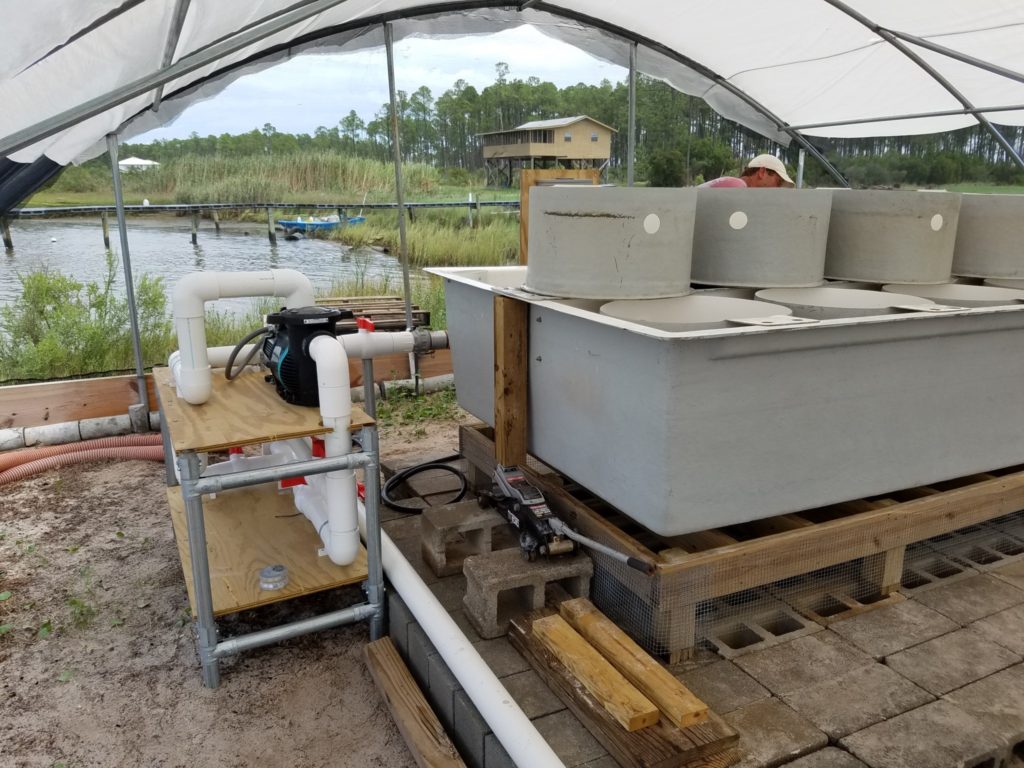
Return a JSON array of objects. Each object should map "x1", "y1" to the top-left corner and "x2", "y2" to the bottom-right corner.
[{"x1": 260, "y1": 306, "x2": 355, "y2": 406}]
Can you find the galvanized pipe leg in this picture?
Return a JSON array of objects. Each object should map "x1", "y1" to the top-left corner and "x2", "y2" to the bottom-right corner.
[
  {"x1": 178, "y1": 451, "x2": 220, "y2": 687},
  {"x1": 362, "y1": 423, "x2": 386, "y2": 640}
]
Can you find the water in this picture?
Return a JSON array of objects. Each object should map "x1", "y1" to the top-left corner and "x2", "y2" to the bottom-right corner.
[{"x1": 1, "y1": 217, "x2": 418, "y2": 314}]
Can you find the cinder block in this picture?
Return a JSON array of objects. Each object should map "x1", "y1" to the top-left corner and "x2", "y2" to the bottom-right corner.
[
  {"x1": 453, "y1": 689, "x2": 489, "y2": 768},
  {"x1": 426, "y1": 650, "x2": 462, "y2": 729},
  {"x1": 407, "y1": 623, "x2": 435, "y2": 689},
  {"x1": 705, "y1": 600, "x2": 822, "y2": 659},
  {"x1": 829, "y1": 599, "x2": 958, "y2": 659},
  {"x1": 387, "y1": 592, "x2": 414, "y2": 656},
  {"x1": 781, "y1": 662, "x2": 934, "y2": 740},
  {"x1": 724, "y1": 698, "x2": 828, "y2": 768},
  {"x1": 463, "y1": 549, "x2": 592, "y2": 639},
  {"x1": 421, "y1": 500, "x2": 513, "y2": 577},
  {"x1": 483, "y1": 734, "x2": 517, "y2": 768},
  {"x1": 886, "y1": 626, "x2": 1021, "y2": 696},
  {"x1": 840, "y1": 699, "x2": 1006, "y2": 768}
]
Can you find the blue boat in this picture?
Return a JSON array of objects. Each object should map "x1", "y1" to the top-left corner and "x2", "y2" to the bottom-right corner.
[{"x1": 276, "y1": 215, "x2": 366, "y2": 233}]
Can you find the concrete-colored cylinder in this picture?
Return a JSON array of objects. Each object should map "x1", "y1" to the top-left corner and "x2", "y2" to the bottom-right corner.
[
  {"x1": 756, "y1": 286, "x2": 936, "y2": 319},
  {"x1": 825, "y1": 190, "x2": 962, "y2": 284},
  {"x1": 984, "y1": 277, "x2": 1024, "y2": 290},
  {"x1": 882, "y1": 282, "x2": 1024, "y2": 307},
  {"x1": 526, "y1": 186, "x2": 696, "y2": 299},
  {"x1": 952, "y1": 193, "x2": 1024, "y2": 278},
  {"x1": 690, "y1": 189, "x2": 833, "y2": 288},
  {"x1": 599, "y1": 295, "x2": 791, "y2": 331}
]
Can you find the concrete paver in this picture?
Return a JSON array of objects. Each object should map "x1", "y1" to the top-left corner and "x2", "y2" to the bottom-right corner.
[
  {"x1": 499, "y1": 669, "x2": 565, "y2": 719},
  {"x1": 912, "y1": 573, "x2": 1024, "y2": 625},
  {"x1": 828, "y1": 599, "x2": 958, "y2": 659},
  {"x1": 724, "y1": 699, "x2": 828, "y2": 768},
  {"x1": 971, "y1": 602, "x2": 1024, "y2": 656},
  {"x1": 885, "y1": 625, "x2": 1021, "y2": 696},
  {"x1": 840, "y1": 699, "x2": 1005, "y2": 768},
  {"x1": 531, "y1": 709, "x2": 607, "y2": 767},
  {"x1": 781, "y1": 662, "x2": 934, "y2": 740},
  {"x1": 991, "y1": 559, "x2": 1024, "y2": 590},
  {"x1": 781, "y1": 747, "x2": 868, "y2": 767},
  {"x1": 733, "y1": 631, "x2": 872, "y2": 697},
  {"x1": 677, "y1": 659, "x2": 771, "y2": 715},
  {"x1": 944, "y1": 663, "x2": 1024, "y2": 751}
]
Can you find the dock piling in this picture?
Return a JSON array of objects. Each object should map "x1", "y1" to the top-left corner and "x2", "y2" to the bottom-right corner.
[
  {"x1": 101, "y1": 212, "x2": 111, "y2": 249},
  {"x1": 211, "y1": 209, "x2": 220, "y2": 233},
  {"x1": 190, "y1": 211, "x2": 199, "y2": 244},
  {"x1": 267, "y1": 208, "x2": 277, "y2": 244},
  {"x1": 1, "y1": 217, "x2": 12, "y2": 250}
]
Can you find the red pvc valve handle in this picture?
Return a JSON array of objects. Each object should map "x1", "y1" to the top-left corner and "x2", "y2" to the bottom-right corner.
[{"x1": 356, "y1": 316, "x2": 375, "y2": 332}]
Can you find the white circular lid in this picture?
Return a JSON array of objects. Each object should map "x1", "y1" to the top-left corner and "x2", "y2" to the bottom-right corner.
[
  {"x1": 599, "y1": 295, "x2": 792, "y2": 330},
  {"x1": 883, "y1": 283, "x2": 1024, "y2": 306},
  {"x1": 756, "y1": 286, "x2": 936, "y2": 310},
  {"x1": 984, "y1": 277, "x2": 1024, "y2": 290}
]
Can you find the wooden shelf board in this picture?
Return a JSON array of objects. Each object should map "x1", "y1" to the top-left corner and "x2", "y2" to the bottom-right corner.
[
  {"x1": 153, "y1": 366, "x2": 373, "y2": 453},
  {"x1": 166, "y1": 484, "x2": 367, "y2": 617}
]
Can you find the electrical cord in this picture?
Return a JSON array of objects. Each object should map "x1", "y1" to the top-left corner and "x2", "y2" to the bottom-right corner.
[
  {"x1": 225, "y1": 325, "x2": 272, "y2": 380},
  {"x1": 381, "y1": 454, "x2": 467, "y2": 512}
]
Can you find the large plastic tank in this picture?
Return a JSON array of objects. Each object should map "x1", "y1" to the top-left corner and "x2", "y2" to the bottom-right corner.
[
  {"x1": 825, "y1": 190, "x2": 962, "y2": 284},
  {"x1": 690, "y1": 189, "x2": 832, "y2": 287},
  {"x1": 755, "y1": 286, "x2": 936, "y2": 319},
  {"x1": 952, "y1": 193, "x2": 1024, "y2": 278},
  {"x1": 525, "y1": 186, "x2": 697, "y2": 299},
  {"x1": 433, "y1": 265, "x2": 1024, "y2": 536},
  {"x1": 599, "y1": 295, "x2": 791, "y2": 331},
  {"x1": 882, "y1": 282, "x2": 1024, "y2": 307}
]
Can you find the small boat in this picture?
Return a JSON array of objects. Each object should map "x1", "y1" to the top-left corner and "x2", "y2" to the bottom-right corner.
[{"x1": 276, "y1": 214, "x2": 366, "y2": 233}]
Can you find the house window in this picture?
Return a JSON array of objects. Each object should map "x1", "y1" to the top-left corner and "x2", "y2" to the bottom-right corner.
[
  {"x1": 591, "y1": 132, "x2": 599, "y2": 142},
  {"x1": 563, "y1": 132, "x2": 572, "y2": 142}
]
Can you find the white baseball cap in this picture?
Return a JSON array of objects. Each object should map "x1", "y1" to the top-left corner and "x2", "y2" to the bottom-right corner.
[{"x1": 746, "y1": 154, "x2": 795, "y2": 186}]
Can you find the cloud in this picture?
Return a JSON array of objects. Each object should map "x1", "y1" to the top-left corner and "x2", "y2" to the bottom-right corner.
[{"x1": 136, "y1": 26, "x2": 625, "y2": 140}]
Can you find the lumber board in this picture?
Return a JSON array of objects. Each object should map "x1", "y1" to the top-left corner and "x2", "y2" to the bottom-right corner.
[
  {"x1": 532, "y1": 613, "x2": 660, "y2": 731},
  {"x1": 166, "y1": 484, "x2": 367, "y2": 617},
  {"x1": 518, "y1": 168, "x2": 600, "y2": 264},
  {"x1": 493, "y1": 295, "x2": 529, "y2": 467},
  {"x1": 1, "y1": 373, "x2": 158, "y2": 429},
  {"x1": 509, "y1": 612, "x2": 739, "y2": 768},
  {"x1": 153, "y1": 367, "x2": 371, "y2": 453},
  {"x1": 347, "y1": 349, "x2": 452, "y2": 387},
  {"x1": 364, "y1": 637, "x2": 465, "y2": 768},
  {"x1": 559, "y1": 598, "x2": 708, "y2": 728}
]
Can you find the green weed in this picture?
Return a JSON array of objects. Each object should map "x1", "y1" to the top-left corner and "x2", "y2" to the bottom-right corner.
[{"x1": 376, "y1": 385, "x2": 459, "y2": 428}]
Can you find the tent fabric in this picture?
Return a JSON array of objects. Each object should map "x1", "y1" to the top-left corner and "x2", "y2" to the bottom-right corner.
[{"x1": 2, "y1": 1, "x2": 1024, "y2": 168}]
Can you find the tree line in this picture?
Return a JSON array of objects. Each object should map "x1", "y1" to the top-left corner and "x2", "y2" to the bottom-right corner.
[{"x1": 120, "y1": 63, "x2": 1024, "y2": 187}]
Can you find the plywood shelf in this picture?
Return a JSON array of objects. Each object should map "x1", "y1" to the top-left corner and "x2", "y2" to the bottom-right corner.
[
  {"x1": 152, "y1": 366, "x2": 373, "y2": 454},
  {"x1": 166, "y1": 484, "x2": 367, "y2": 617}
]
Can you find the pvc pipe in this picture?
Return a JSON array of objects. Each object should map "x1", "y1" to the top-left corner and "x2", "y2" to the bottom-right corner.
[
  {"x1": 0, "y1": 446, "x2": 165, "y2": 486},
  {"x1": 309, "y1": 334, "x2": 359, "y2": 566},
  {"x1": 356, "y1": 503, "x2": 565, "y2": 768},
  {"x1": 171, "y1": 269, "x2": 314, "y2": 404}
]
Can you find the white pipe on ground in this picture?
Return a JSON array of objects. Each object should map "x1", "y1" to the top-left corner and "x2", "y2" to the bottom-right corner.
[
  {"x1": 171, "y1": 269, "x2": 314, "y2": 404},
  {"x1": 356, "y1": 501, "x2": 566, "y2": 768}
]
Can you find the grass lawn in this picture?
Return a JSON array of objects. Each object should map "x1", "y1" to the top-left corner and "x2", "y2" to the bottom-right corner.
[{"x1": 944, "y1": 183, "x2": 1024, "y2": 195}]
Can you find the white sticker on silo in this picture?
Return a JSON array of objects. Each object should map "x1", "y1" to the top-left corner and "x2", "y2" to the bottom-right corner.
[
  {"x1": 931, "y1": 214, "x2": 943, "y2": 231},
  {"x1": 729, "y1": 211, "x2": 748, "y2": 230},
  {"x1": 643, "y1": 213, "x2": 660, "y2": 234}
]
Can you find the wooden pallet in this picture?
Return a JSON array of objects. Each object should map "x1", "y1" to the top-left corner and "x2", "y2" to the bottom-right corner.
[
  {"x1": 316, "y1": 295, "x2": 430, "y2": 332},
  {"x1": 460, "y1": 423, "x2": 1024, "y2": 660}
]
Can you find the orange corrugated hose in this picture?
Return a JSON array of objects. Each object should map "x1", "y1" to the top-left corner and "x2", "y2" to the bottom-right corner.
[
  {"x1": 0, "y1": 446, "x2": 166, "y2": 486},
  {"x1": 0, "y1": 433, "x2": 163, "y2": 473}
]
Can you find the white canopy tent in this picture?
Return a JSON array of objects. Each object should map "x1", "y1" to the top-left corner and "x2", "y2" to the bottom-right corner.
[{"x1": 3, "y1": 1, "x2": 1024, "y2": 168}]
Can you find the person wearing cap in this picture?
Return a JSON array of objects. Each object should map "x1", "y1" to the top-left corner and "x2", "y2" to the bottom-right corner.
[{"x1": 699, "y1": 154, "x2": 795, "y2": 188}]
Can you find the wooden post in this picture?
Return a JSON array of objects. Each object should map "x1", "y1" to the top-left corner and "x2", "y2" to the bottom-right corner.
[
  {"x1": 211, "y1": 209, "x2": 221, "y2": 233},
  {"x1": 338, "y1": 208, "x2": 348, "y2": 225},
  {"x1": 494, "y1": 294, "x2": 529, "y2": 467},
  {"x1": 518, "y1": 167, "x2": 601, "y2": 264},
  {"x1": 475, "y1": 196, "x2": 482, "y2": 229},
  {"x1": 190, "y1": 211, "x2": 199, "y2": 244},
  {"x1": 101, "y1": 212, "x2": 111, "y2": 249},
  {"x1": 407, "y1": 206, "x2": 416, "y2": 224},
  {"x1": 1, "y1": 217, "x2": 12, "y2": 250},
  {"x1": 467, "y1": 192, "x2": 474, "y2": 228},
  {"x1": 267, "y1": 208, "x2": 277, "y2": 244}
]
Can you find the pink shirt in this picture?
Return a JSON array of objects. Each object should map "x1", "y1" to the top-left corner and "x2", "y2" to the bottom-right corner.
[{"x1": 698, "y1": 176, "x2": 747, "y2": 188}]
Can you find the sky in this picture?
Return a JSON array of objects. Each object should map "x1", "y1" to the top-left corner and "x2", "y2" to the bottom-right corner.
[{"x1": 135, "y1": 26, "x2": 627, "y2": 142}]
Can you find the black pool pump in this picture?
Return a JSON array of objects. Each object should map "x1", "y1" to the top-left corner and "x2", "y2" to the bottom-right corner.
[{"x1": 260, "y1": 306, "x2": 355, "y2": 406}]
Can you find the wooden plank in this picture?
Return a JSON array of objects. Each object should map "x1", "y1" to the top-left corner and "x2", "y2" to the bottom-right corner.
[
  {"x1": 532, "y1": 613, "x2": 660, "y2": 731},
  {"x1": 493, "y1": 295, "x2": 529, "y2": 467},
  {"x1": 661, "y1": 470, "x2": 1024, "y2": 596},
  {"x1": 364, "y1": 637, "x2": 466, "y2": 768},
  {"x1": 662, "y1": 529, "x2": 738, "y2": 554},
  {"x1": 166, "y1": 484, "x2": 367, "y2": 617},
  {"x1": 559, "y1": 598, "x2": 708, "y2": 729},
  {"x1": 154, "y1": 367, "x2": 372, "y2": 453},
  {"x1": 1, "y1": 373, "x2": 158, "y2": 429},
  {"x1": 509, "y1": 612, "x2": 739, "y2": 768},
  {"x1": 518, "y1": 168, "x2": 600, "y2": 264}
]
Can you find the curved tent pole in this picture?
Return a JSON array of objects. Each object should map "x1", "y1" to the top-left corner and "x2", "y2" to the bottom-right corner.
[
  {"x1": 821, "y1": 0, "x2": 1024, "y2": 171},
  {"x1": 105, "y1": 133, "x2": 150, "y2": 417},
  {"x1": 151, "y1": 0, "x2": 193, "y2": 112},
  {"x1": 788, "y1": 103, "x2": 1024, "y2": 132},
  {"x1": 627, "y1": 42, "x2": 637, "y2": 186},
  {"x1": 883, "y1": 28, "x2": 1024, "y2": 87}
]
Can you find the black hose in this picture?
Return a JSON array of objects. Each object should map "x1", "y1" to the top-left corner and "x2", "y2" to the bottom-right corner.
[
  {"x1": 225, "y1": 326, "x2": 272, "y2": 380},
  {"x1": 381, "y1": 456, "x2": 467, "y2": 512}
]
